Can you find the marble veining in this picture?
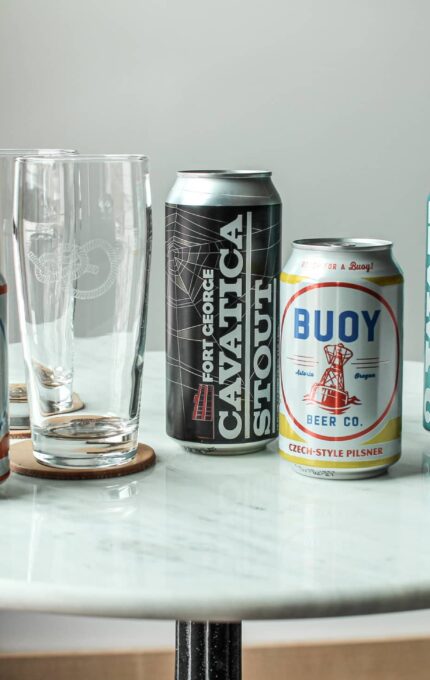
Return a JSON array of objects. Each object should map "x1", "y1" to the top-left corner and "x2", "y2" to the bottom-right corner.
[{"x1": 1, "y1": 353, "x2": 430, "y2": 621}]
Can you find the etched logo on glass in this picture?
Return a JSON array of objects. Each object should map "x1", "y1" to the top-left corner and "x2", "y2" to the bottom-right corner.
[{"x1": 29, "y1": 238, "x2": 121, "y2": 300}]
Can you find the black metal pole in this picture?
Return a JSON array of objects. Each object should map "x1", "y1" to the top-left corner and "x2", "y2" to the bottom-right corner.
[{"x1": 175, "y1": 621, "x2": 242, "y2": 680}]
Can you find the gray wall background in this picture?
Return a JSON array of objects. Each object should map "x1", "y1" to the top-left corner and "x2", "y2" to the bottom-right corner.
[{"x1": 0, "y1": 0, "x2": 428, "y2": 360}]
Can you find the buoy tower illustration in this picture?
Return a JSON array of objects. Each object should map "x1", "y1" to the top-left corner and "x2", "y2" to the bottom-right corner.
[{"x1": 305, "y1": 343, "x2": 360, "y2": 414}]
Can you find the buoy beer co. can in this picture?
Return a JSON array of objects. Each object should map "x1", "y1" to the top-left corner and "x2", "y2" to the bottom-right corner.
[
  {"x1": 166, "y1": 170, "x2": 281, "y2": 453},
  {"x1": 0, "y1": 272, "x2": 8, "y2": 482},
  {"x1": 280, "y1": 239, "x2": 403, "y2": 479}
]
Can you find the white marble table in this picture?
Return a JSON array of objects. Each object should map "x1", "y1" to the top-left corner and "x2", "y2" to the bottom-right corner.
[
  {"x1": 3, "y1": 353, "x2": 430, "y2": 678},
  {"x1": 1, "y1": 354, "x2": 429, "y2": 624}
]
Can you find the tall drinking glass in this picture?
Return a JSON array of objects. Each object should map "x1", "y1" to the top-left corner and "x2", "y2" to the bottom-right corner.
[
  {"x1": 0, "y1": 149, "x2": 77, "y2": 430},
  {"x1": 13, "y1": 155, "x2": 152, "y2": 468}
]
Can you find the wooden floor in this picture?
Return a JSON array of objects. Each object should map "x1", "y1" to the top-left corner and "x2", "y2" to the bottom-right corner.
[{"x1": 1, "y1": 637, "x2": 430, "y2": 679}]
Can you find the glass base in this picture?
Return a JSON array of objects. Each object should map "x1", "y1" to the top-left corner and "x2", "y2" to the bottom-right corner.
[
  {"x1": 10, "y1": 400, "x2": 30, "y2": 430},
  {"x1": 10, "y1": 416, "x2": 31, "y2": 431},
  {"x1": 32, "y1": 415, "x2": 138, "y2": 469},
  {"x1": 34, "y1": 449, "x2": 136, "y2": 470}
]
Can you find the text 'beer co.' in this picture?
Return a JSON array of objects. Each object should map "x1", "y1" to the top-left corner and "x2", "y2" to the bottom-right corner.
[
  {"x1": 166, "y1": 170, "x2": 281, "y2": 453},
  {"x1": 0, "y1": 271, "x2": 8, "y2": 482},
  {"x1": 280, "y1": 239, "x2": 403, "y2": 479}
]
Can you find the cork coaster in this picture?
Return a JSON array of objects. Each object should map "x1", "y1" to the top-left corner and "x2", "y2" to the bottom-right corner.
[
  {"x1": 10, "y1": 441, "x2": 156, "y2": 480},
  {"x1": 10, "y1": 428, "x2": 31, "y2": 440},
  {"x1": 9, "y1": 393, "x2": 85, "y2": 440}
]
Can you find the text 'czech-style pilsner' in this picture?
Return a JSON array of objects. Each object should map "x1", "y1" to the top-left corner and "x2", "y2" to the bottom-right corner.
[
  {"x1": 166, "y1": 170, "x2": 281, "y2": 453},
  {"x1": 280, "y1": 239, "x2": 403, "y2": 479}
]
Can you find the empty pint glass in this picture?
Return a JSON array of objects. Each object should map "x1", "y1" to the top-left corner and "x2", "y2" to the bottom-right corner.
[
  {"x1": 0, "y1": 149, "x2": 76, "y2": 430},
  {"x1": 13, "y1": 155, "x2": 152, "y2": 468}
]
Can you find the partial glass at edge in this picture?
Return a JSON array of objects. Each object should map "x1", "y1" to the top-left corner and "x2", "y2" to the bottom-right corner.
[
  {"x1": 13, "y1": 154, "x2": 151, "y2": 468},
  {"x1": 0, "y1": 149, "x2": 77, "y2": 430}
]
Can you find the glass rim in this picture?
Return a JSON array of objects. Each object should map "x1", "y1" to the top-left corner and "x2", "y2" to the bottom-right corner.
[
  {"x1": 0, "y1": 148, "x2": 77, "y2": 156},
  {"x1": 15, "y1": 153, "x2": 149, "y2": 164}
]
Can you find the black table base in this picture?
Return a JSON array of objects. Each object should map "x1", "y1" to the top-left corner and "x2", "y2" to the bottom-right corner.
[{"x1": 175, "y1": 621, "x2": 241, "y2": 680}]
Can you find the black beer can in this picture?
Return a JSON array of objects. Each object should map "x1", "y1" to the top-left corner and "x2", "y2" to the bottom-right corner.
[{"x1": 166, "y1": 170, "x2": 281, "y2": 454}]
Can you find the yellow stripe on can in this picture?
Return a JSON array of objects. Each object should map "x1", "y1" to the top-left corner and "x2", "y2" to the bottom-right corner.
[
  {"x1": 280, "y1": 272, "x2": 308, "y2": 284},
  {"x1": 279, "y1": 413, "x2": 306, "y2": 442},
  {"x1": 364, "y1": 274, "x2": 404, "y2": 286},
  {"x1": 363, "y1": 417, "x2": 401, "y2": 445},
  {"x1": 279, "y1": 449, "x2": 400, "y2": 469}
]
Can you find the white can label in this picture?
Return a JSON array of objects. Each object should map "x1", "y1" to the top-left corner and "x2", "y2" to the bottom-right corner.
[{"x1": 280, "y1": 277, "x2": 402, "y2": 471}]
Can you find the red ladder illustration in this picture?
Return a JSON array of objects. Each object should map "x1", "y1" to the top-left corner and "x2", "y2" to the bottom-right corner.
[{"x1": 192, "y1": 384, "x2": 214, "y2": 422}]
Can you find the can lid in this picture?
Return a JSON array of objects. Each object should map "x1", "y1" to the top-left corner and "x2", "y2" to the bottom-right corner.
[
  {"x1": 293, "y1": 238, "x2": 392, "y2": 251},
  {"x1": 177, "y1": 170, "x2": 272, "y2": 178}
]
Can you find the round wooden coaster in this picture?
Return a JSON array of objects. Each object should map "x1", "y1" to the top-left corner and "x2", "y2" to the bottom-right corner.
[
  {"x1": 10, "y1": 441, "x2": 156, "y2": 480},
  {"x1": 9, "y1": 428, "x2": 31, "y2": 440}
]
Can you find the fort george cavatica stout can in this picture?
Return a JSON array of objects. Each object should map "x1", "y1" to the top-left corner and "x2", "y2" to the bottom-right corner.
[
  {"x1": 0, "y1": 272, "x2": 8, "y2": 482},
  {"x1": 280, "y1": 239, "x2": 403, "y2": 479},
  {"x1": 166, "y1": 170, "x2": 281, "y2": 453}
]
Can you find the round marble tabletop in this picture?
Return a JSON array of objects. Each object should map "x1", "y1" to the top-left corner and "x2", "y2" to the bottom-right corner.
[{"x1": 1, "y1": 353, "x2": 429, "y2": 621}]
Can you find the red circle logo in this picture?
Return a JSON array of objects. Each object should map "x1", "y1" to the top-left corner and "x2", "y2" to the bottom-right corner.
[{"x1": 280, "y1": 282, "x2": 400, "y2": 442}]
